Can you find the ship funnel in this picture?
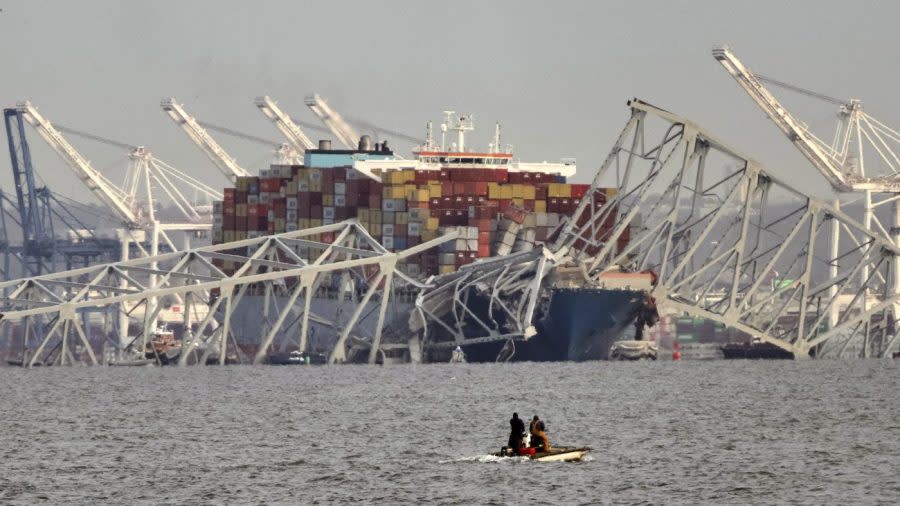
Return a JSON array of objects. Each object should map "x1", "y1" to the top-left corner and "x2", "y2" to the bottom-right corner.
[
  {"x1": 358, "y1": 135, "x2": 373, "y2": 151},
  {"x1": 318, "y1": 139, "x2": 332, "y2": 150}
]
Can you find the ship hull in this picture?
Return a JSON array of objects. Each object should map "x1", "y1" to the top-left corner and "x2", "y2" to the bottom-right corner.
[{"x1": 462, "y1": 287, "x2": 647, "y2": 362}]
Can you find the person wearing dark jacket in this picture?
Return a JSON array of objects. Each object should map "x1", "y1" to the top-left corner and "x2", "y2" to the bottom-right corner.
[{"x1": 508, "y1": 412, "x2": 525, "y2": 450}]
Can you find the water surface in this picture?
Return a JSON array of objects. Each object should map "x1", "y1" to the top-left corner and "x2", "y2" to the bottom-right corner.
[{"x1": 1, "y1": 360, "x2": 898, "y2": 504}]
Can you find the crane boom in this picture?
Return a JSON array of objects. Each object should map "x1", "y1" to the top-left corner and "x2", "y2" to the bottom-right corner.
[
  {"x1": 160, "y1": 98, "x2": 250, "y2": 181},
  {"x1": 255, "y1": 96, "x2": 315, "y2": 151},
  {"x1": 712, "y1": 46, "x2": 854, "y2": 191},
  {"x1": 304, "y1": 94, "x2": 361, "y2": 149},
  {"x1": 15, "y1": 101, "x2": 140, "y2": 226}
]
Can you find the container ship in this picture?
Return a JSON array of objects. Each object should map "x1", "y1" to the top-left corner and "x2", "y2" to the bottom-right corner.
[{"x1": 210, "y1": 112, "x2": 654, "y2": 362}]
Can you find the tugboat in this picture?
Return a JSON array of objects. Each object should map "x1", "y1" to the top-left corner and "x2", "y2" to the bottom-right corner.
[{"x1": 144, "y1": 326, "x2": 182, "y2": 365}]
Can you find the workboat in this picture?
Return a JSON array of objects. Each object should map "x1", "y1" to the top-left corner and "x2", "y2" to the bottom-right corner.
[
  {"x1": 609, "y1": 339, "x2": 658, "y2": 360},
  {"x1": 494, "y1": 446, "x2": 591, "y2": 462}
]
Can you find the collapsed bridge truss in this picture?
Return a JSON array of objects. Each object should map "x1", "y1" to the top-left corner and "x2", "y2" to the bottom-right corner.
[
  {"x1": 417, "y1": 100, "x2": 900, "y2": 359},
  {"x1": 0, "y1": 221, "x2": 456, "y2": 367}
]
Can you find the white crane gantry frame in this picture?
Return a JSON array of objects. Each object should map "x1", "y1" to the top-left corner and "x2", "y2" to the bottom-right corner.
[
  {"x1": 0, "y1": 220, "x2": 458, "y2": 367},
  {"x1": 161, "y1": 97, "x2": 251, "y2": 181},
  {"x1": 255, "y1": 95, "x2": 316, "y2": 152},
  {"x1": 305, "y1": 94, "x2": 361, "y2": 149},
  {"x1": 16, "y1": 101, "x2": 141, "y2": 227},
  {"x1": 714, "y1": 45, "x2": 900, "y2": 335}
]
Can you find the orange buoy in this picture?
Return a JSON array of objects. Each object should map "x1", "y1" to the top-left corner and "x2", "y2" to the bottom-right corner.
[{"x1": 672, "y1": 339, "x2": 682, "y2": 361}]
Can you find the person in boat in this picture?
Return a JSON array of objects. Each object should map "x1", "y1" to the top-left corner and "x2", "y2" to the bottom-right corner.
[
  {"x1": 508, "y1": 412, "x2": 525, "y2": 451},
  {"x1": 530, "y1": 415, "x2": 551, "y2": 450}
]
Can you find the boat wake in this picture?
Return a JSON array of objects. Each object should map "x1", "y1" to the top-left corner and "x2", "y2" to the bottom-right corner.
[{"x1": 440, "y1": 454, "x2": 530, "y2": 464}]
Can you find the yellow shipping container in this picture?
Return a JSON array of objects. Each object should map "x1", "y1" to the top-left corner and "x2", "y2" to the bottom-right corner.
[
  {"x1": 426, "y1": 217, "x2": 439, "y2": 231},
  {"x1": 395, "y1": 212, "x2": 409, "y2": 225},
  {"x1": 421, "y1": 229, "x2": 437, "y2": 241},
  {"x1": 309, "y1": 218, "x2": 322, "y2": 228},
  {"x1": 428, "y1": 181, "x2": 442, "y2": 198},
  {"x1": 298, "y1": 218, "x2": 310, "y2": 230},
  {"x1": 357, "y1": 208, "x2": 370, "y2": 223},
  {"x1": 511, "y1": 198, "x2": 524, "y2": 208},
  {"x1": 606, "y1": 188, "x2": 618, "y2": 198},
  {"x1": 224, "y1": 230, "x2": 236, "y2": 243},
  {"x1": 439, "y1": 265, "x2": 455, "y2": 275},
  {"x1": 390, "y1": 186, "x2": 406, "y2": 199},
  {"x1": 535, "y1": 200, "x2": 547, "y2": 213},
  {"x1": 488, "y1": 183, "x2": 502, "y2": 199},
  {"x1": 522, "y1": 185, "x2": 536, "y2": 200},
  {"x1": 416, "y1": 189, "x2": 430, "y2": 202},
  {"x1": 500, "y1": 185, "x2": 514, "y2": 199},
  {"x1": 235, "y1": 204, "x2": 248, "y2": 217},
  {"x1": 322, "y1": 194, "x2": 334, "y2": 206},
  {"x1": 511, "y1": 184, "x2": 524, "y2": 199}
]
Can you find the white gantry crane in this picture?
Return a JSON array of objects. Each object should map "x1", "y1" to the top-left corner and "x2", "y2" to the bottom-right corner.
[
  {"x1": 16, "y1": 100, "x2": 221, "y2": 349},
  {"x1": 255, "y1": 95, "x2": 316, "y2": 152},
  {"x1": 161, "y1": 97, "x2": 251, "y2": 181},
  {"x1": 305, "y1": 93, "x2": 361, "y2": 149},
  {"x1": 714, "y1": 45, "x2": 900, "y2": 353}
]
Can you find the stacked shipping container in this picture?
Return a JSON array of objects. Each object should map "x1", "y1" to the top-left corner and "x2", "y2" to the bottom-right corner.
[{"x1": 212, "y1": 164, "x2": 625, "y2": 276}]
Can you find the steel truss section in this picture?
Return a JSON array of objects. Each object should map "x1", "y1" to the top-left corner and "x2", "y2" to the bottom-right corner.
[
  {"x1": 0, "y1": 220, "x2": 457, "y2": 367},
  {"x1": 411, "y1": 250, "x2": 550, "y2": 358},
  {"x1": 555, "y1": 99, "x2": 900, "y2": 358}
]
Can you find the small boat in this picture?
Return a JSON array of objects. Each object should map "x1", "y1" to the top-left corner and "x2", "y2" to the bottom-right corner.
[
  {"x1": 609, "y1": 340, "x2": 658, "y2": 360},
  {"x1": 449, "y1": 346, "x2": 466, "y2": 363},
  {"x1": 145, "y1": 326, "x2": 182, "y2": 365},
  {"x1": 494, "y1": 446, "x2": 591, "y2": 462}
]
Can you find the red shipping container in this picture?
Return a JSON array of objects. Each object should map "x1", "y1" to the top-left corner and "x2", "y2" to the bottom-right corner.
[
  {"x1": 478, "y1": 231, "x2": 491, "y2": 243},
  {"x1": 533, "y1": 172, "x2": 546, "y2": 183},
  {"x1": 248, "y1": 204, "x2": 259, "y2": 217},
  {"x1": 321, "y1": 232, "x2": 335, "y2": 244},
  {"x1": 395, "y1": 224, "x2": 407, "y2": 236},
  {"x1": 498, "y1": 199, "x2": 511, "y2": 213},
  {"x1": 494, "y1": 168, "x2": 509, "y2": 182},
  {"x1": 441, "y1": 196, "x2": 453, "y2": 208},
  {"x1": 508, "y1": 172, "x2": 522, "y2": 184},
  {"x1": 521, "y1": 172, "x2": 533, "y2": 183},
  {"x1": 335, "y1": 207, "x2": 349, "y2": 221},
  {"x1": 454, "y1": 209, "x2": 467, "y2": 225},
  {"x1": 368, "y1": 194, "x2": 382, "y2": 209},
  {"x1": 223, "y1": 215, "x2": 236, "y2": 229},
  {"x1": 333, "y1": 167, "x2": 346, "y2": 180},
  {"x1": 535, "y1": 186, "x2": 548, "y2": 200},
  {"x1": 464, "y1": 182, "x2": 476, "y2": 195},
  {"x1": 439, "y1": 169, "x2": 451, "y2": 181},
  {"x1": 224, "y1": 188, "x2": 236, "y2": 200},
  {"x1": 453, "y1": 182, "x2": 466, "y2": 195},
  {"x1": 441, "y1": 181, "x2": 453, "y2": 196},
  {"x1": 369, "y1": 180, "x2": 383, "y2": 194},
  {"x1": 430, "y1": 197, "x2": 441, "y2": 208},
  {"x1": 407, "y1": 236, "x2": 421, "y2": 247},
  {"x1": 478, "y1": 244, "x2": 491, "y2": 258},
  {"x1": 310, "y1": 205, "x2": 323, "y2": 219},
  {"x1": 571, "y1": 184, "x2": 590, "y2": 199},
  {"x1": 234, "y1": 191, "x2": 248, "y2": 204},
  {"x1": 223, "y1": 203, "x2": 235, "y2": 216},
  {"x1": 474, "y1": 182, "x2": 488, "y2": 196},
  {"x1": 523, "y1": 200, "x2": 535, "y2": 212}
]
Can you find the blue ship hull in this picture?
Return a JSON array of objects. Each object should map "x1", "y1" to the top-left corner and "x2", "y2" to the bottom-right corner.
[{"x1": 463, "y1": 287, "x2": 648, "y2": 362}]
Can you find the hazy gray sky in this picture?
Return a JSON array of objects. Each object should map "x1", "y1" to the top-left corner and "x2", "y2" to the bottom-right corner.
[{"x1": 1, "y1": 0, "x2": 898, "y2": 206}]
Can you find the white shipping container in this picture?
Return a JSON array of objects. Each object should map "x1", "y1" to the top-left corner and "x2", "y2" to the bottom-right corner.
[
  {"x1": 383, "y1": 224, "x2": 395, "y2": 236},
  {"x1": 408, "y1": 222, "x2": 421, "y2": 236},
  {"x1": 382, "y1": 235, "x2": 394, "y2": 249},
  {"x1": 323, "y1": 207, "x2": 335, "y2": 220},
  {"x1": 334, "y1": 182, "x2": 346, "y2": 195},
  {"x1": 247, "y1": 195, "x2": 259, "y2": 204},
  {"x1": 286, "y1": 210, "x2": 298, "y2": 221},
  {"x1": 335, "y1": 195, "x2": 346, "y2": 207},
  {"x1": 286, "y1": 197, "x2": 298, "y2": 209}
]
